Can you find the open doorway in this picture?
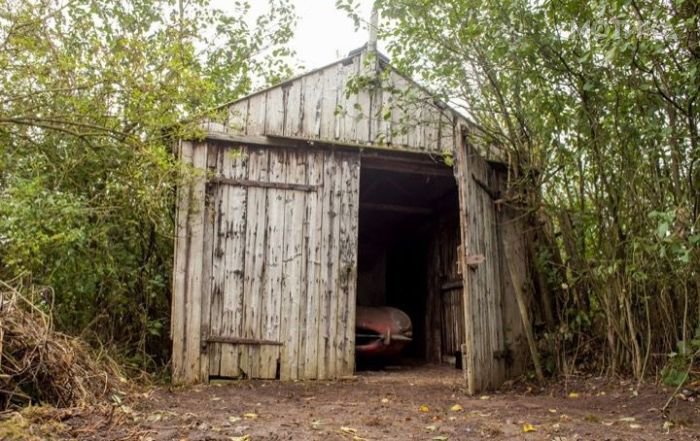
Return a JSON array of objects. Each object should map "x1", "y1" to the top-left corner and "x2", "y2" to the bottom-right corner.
[{"x1": 355, "y1": 153, "x2": 463, "y2": 370}]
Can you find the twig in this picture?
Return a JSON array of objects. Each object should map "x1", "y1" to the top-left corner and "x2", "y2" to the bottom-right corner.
[{"x1": 661, "y1": 349, "x2": 699, "y2": 418}]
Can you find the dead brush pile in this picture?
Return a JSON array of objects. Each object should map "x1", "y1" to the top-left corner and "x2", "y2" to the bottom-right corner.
[{"x1": 0, "y1": 280, "x2": 124, "y2": 410}]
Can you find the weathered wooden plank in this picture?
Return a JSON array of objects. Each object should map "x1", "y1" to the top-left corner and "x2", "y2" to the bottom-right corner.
[
  {"x1": 283, "y1": 80, "x2": 303, "y2": 137},
  {"x1": 388, "y1": 71, "x2": 410, "y2": 147},
  {"x1": 181, "y1": 142, "x2": 208, "y2": 384},
  {"x1": 246, "y1": 93, "x2": 267, "y2": 136},
  {"x1": 454, "y1": 129, "x2": 476, "y2": 394},
  {"x1": 301, "y1": 72, "x2": 324, "y2": 138},
  {"x1": 227, "y1": 100, "x2": 249, "y2": 135},
  {"x1": 257, "y1": 148, "x2": 285, "y2": 378},
  {"x1": 335, "y1": 56, "x2": 360, "y2": 143},
  {"x1": 265, "y1": 87, "x2": 286, "y2": 136},
  {"x1": 495, "y1": 167, "x2": 530, "y2": 377},
  {"x1": 219, "y1": 146, "x2": 249, "y2": 377},
  {"x1": 317, "y1": 151, "x2": 339, "y2": 379},
  {"x1": 337, "y1": 152, "x2": 360, "y2": 375},
  {"x1": 209, "y1": 177, "x2": 317, "y2": 192},
  {"x1": 208, "y1": 147, "x2": 227, "y2": 376},
  {"x1": 212, "y1": 148, "x2": 235, "y2": 377},
  {"x1": 455, "y1": 125, "x2": 512, "y2": 393},
  {"x1": 355, "y1": 52, "x2": 373, "y2": 144},
  {"x1": 279, "y1": 150, "x2": 308, "y2": 380},
  {"x1": 198, "y1": 143, "x2": 219, "y2": 380},
  {"x1": 172, "y1": 140, "x2": 193, "y2": 384},
  {"x1": 369, "y1": 77, "x2": 385, "y2": 145},
  {"x1": 326, "y1": 152, "x2": 344, "y2": 378},
  {"x1": 302, "y1": 151, "x2": 325, "y2": 379},
  {"x1": 422, "y1": 103, "x2": 440, "y2": 153},
  {"x1": 319, "y1": 64, "x2": 340, "y2": 141},
  {"x1": 207, "y1": 336, "x2": 282, "y2": 346}
]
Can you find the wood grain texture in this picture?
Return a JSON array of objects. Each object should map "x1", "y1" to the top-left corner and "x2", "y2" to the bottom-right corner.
[
  {"x1": 454, "y1": 128, "x2": 515, "y2": 394},
  {"x1": 204, "y1": 49, "x2": 465, "y2": 156},
  {"x1": 171, "y1": 141, "x2": 208, "y2": 385},
  {"x1": 171, "y1": 140, "x2": 192, "y2": 384},
  {"x1": 219, "y1": 147, "x2": 249, "y2": 377}
]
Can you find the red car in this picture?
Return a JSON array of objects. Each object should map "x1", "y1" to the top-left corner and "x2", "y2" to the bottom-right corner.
[{"x1": 355, "y1": 306, "x2": 413, "y2": 358}]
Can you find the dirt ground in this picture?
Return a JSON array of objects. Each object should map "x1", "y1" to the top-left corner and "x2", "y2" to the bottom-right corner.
[{"x1": 4, "y1": 364, "x2": 700, "y2": 440}]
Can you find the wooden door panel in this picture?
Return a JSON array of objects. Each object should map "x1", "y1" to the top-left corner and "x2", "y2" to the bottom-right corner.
[{"x1": 204, "y1": 146, "x2": 360, "y2": 380}]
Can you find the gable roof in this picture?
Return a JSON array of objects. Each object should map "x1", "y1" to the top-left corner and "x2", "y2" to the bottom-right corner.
[{"x1": 203, "y1": 46, "x2": 472, "y2": 156}]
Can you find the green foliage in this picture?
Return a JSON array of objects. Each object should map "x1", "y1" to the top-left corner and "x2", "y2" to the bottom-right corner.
[
  {"x1": 348, "y1": 0, "x2": 700, "y2": 378},
  {"x1": 0, "y1": 0, "x2": 296, "y2": 368}
]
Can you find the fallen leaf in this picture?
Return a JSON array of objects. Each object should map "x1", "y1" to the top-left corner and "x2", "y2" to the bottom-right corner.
[
  {"x1": 146, "y1": 413, "x2": 163, "y2": 422},
  {"x1": 340, "y1": 426, "x2": 357, "y2": 434},
  {"x1": 425, "y1": 424, "x2": 438, "y2": 432},
  {"x1": 381, "y1": 398, "x2": 389, "y2": 404},
  {"x1": 619, "y1": 417, "x2": 636, "y2": 422},
  {"x1": 479, "y1": 395, "x2": 490, "y2": 400},
  {"x1": 228, "y1": 416, "x2": 242, "y2": 424},
  {"x1": 211, "y1": 396, "x2": 222, "y2": 401},
  {"x1": 419, "y1": 405, "x2": 430, "y2": 412},
  {"x1": 229, "y1": 436, "x2": 250, "y2": 441},
  {"x1": 663, "y1": 421, "x2": 674, "y2": 432},
  {"x1": 432, "y1": 436, "x2": 448, "y2": 441},
  {"x1": 629, "y1": 424, "x2": 642, "y2": 429},
  {"x1": 568, "y1": 392, "x2": 579, "y2": 398},
  {"x1": 243, "y1": 413, "x2": 258, "y2": 419},
  {"x1": 311, "y1": 420, "x2": 322, "y2": 430},
  {"x1": 450, "y1": 404, "x2": 463, "y2": 412},
  {"x1": 352, "y1": 437, "x2": 368, "y2": 441},
  {"x1": 548, "y1": 408, "x2": 557, "y2": 413},
  {"x1": 522, "y1": 423, "x2": 537, "y2": 433}
]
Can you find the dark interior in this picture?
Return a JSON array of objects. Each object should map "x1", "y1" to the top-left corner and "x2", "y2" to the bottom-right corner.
[{"x1": 356, "y1": 154, "x2": 460, "y2": 367}]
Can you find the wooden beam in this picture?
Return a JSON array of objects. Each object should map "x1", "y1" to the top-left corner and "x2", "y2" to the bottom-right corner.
[
  {"x1": 361, "y1": 157, "x2": 454, "y2": 177},
  {"x1": 206, "y1": 336, "x2": 283, "y2": 346},
  {"x1": 360, "y1": 202, "x2": 432, "y2": 215},
  {"x1": 208, "y1": 177, "x2": 317, "y2": 192},
  {"x1": 201, "y1": 130, "x2": 449, "y2": 157}
]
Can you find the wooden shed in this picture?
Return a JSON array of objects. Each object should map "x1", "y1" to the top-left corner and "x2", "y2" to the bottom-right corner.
[{"x1": 171, "y1": 46, "x2": 531, "y2": 394}]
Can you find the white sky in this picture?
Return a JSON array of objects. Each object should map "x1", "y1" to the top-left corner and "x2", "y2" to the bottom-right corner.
[
  {"x1": 227, "y1": 0, "x2": 380, "y2": 71},
  {"x1": 288, "y1": 0, "x2": 376, "y2": 69}
]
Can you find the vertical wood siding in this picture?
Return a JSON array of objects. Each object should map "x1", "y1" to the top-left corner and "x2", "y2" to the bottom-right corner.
[
  {"x1": 454, "y1": 130, "x2": 516, "y2": 394},
  {"x1": 216, "y1": 52, "x2": 460, "y2": 155},
  {"x1": 172, "y1": 142, "x2": 360, "y2": 383}
]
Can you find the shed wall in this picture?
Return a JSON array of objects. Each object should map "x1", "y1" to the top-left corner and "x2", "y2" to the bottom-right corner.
[{"x1": 172, "y1": 141, "x2": 360, "y2": 383}]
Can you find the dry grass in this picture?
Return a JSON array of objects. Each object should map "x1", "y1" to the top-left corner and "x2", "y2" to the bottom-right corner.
[{"x1": 0, "y1": 279, "x2": 125, "y2": 410}]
